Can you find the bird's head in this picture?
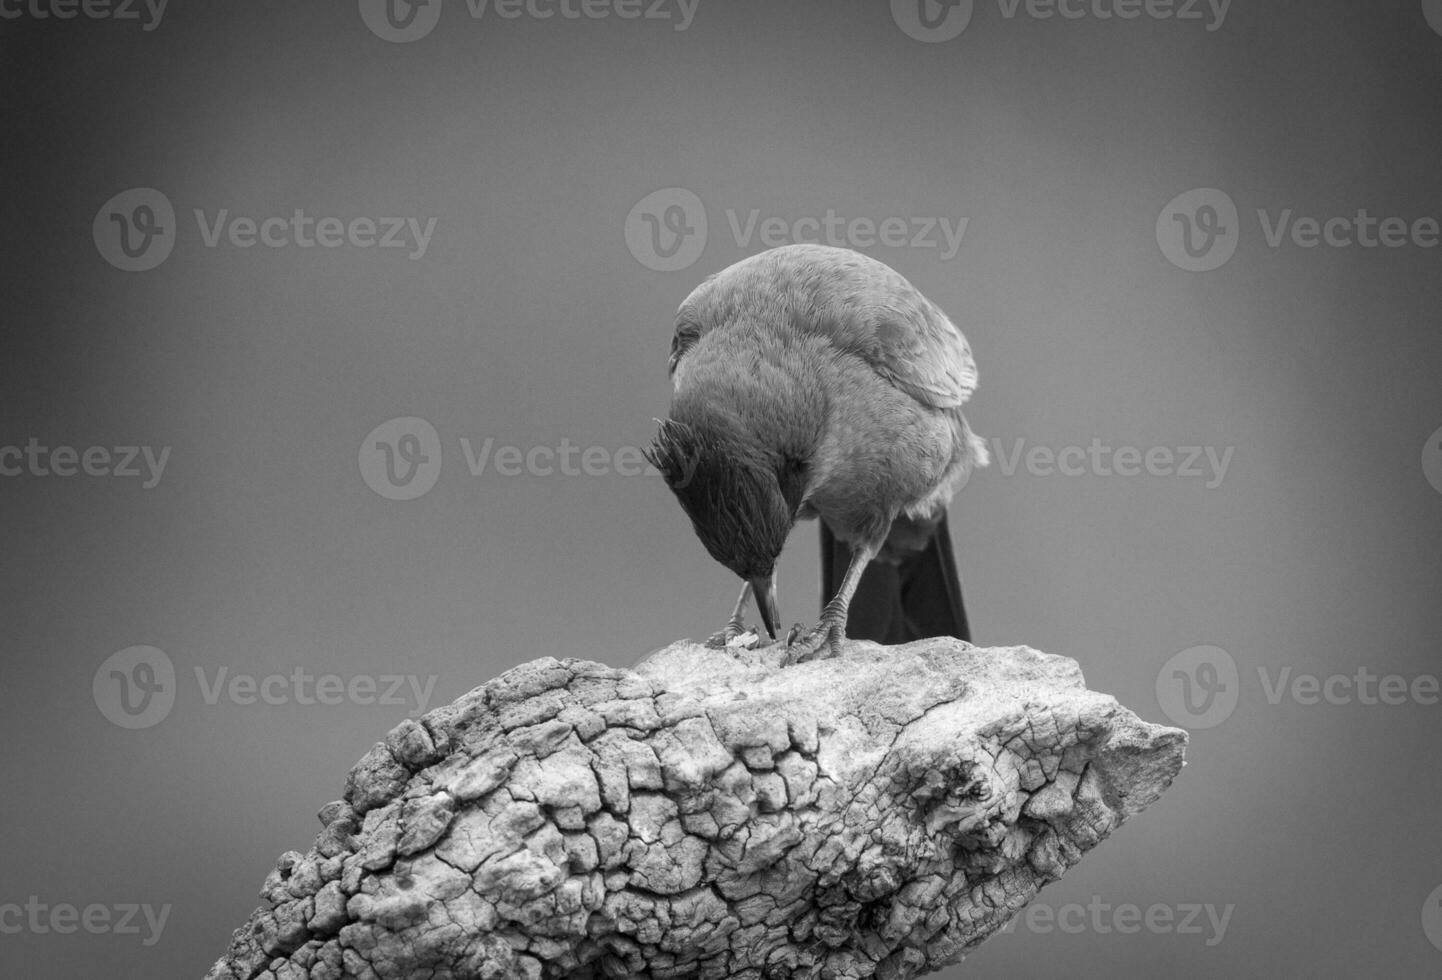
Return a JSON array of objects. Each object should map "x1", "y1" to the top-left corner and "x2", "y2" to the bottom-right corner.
[{"x1": 644, "y1": 412, "x2": 809, "y2": 639}]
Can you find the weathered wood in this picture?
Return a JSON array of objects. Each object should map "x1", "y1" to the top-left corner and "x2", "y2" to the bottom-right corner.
[{"x1": 205, "y1": 638, "x2": 1186, "y2": 980}]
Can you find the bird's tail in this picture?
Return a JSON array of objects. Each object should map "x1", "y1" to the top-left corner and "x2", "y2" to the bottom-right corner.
[{"x1": 820, "y1": 511, "x2": 972, "y2": 645}]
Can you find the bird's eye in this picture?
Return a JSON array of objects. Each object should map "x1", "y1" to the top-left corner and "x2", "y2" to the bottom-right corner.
[
  {"x1": 777, "y1": 454, "x2": 809, "y2": 513},
  {"x1": 669, "y1": 322, "x2": 702, "y2": 373}
]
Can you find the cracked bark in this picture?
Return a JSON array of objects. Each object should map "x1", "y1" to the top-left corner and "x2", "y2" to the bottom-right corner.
[{"x1": 203, "y1": 638, "x2": 1187, "y2": 980}]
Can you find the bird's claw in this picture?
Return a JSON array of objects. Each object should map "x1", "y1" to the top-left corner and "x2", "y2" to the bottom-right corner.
[
  {"x1": 781, "y1": 621, "x2": 844, "y2": 665},
  {"x1": 706, "y1": 623, "x2": 762, "y2": 650},
  {"x1": 707, "y1": 617, "x2": 840, "y2": 661}
]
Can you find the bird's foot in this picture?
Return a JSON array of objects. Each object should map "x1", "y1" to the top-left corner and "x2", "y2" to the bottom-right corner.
[
  {"x1": 706, "y1": 621, "x2": 763, "y2": 650},
  {"x1": 781, "y1": 620, "x2": 846, "y2": 665}
]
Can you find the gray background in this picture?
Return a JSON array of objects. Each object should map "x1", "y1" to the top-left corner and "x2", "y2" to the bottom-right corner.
[{"x1": 3, "y1": 0, "x2": 1442, "y2": 976}]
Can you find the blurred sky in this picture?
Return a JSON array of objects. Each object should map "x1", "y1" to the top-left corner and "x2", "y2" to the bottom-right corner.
[{"x1": 2, "y1": 0, "x2": 1442, "y2": 977}]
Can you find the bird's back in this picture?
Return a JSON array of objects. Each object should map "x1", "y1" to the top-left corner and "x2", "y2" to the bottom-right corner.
[{"x1": 671, "y1": 244, "x2": 979, "y2": 413}]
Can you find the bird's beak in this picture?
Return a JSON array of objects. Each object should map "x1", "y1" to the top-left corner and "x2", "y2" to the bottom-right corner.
[{"x1": 749, "y1": 573, "x2": 780, "y2": 639}]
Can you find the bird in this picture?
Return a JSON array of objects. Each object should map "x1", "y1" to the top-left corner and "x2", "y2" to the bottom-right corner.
[{"x1": 644, "y1": 243, "x2": 988, "y2": 662}]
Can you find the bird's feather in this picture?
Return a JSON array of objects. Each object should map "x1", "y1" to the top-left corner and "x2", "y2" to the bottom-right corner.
[
  {"x1": 821, "y1": 512, "x2": 972, "y2": 644},
  {"x1": 670, "y1": 243, "x2": 979, "y2": 409}
]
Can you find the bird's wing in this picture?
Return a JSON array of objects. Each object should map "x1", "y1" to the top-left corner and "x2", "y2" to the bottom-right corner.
[{"x1": 670, "y1": 244, "x2": 977, "y2": 409}]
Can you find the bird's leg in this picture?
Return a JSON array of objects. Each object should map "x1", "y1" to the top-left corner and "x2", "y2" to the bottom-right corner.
[
  {"x1": 706, "y1": 581, "x2": 754, "y2": 648},
  {"x1": 786, "y1": 541, "x2": 877, "y2": 664}
]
